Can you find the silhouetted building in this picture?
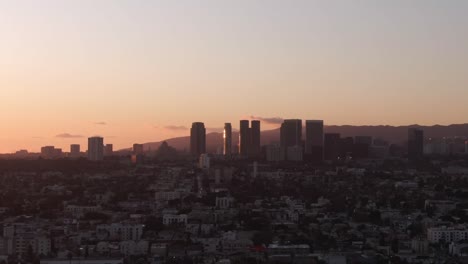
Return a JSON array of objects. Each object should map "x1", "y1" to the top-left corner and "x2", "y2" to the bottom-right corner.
[
  {"x1": 250, "y1": 120, "x2": 261, "y2": 157},
  {"x1": 353, "y1": 136, "x2": 372, "y2": 159},
  {"x1": 104, "y1": 144, "x2": 113, "y2": 156},
  {"x1": 70, "y1": 144, "x2": 80, "y2": 158},
  {"x1": 324, "y1": 133, "x2": 341, "y2": 161},
  {"x1": 41, "y1": 146, "x2": 62, "y2": 159},
  {"x1": 190, "y1": 122, "x2": 206, "y2": 157},
  {"x1": 133, "y1": 143, "x2": 144, "y2": 155},
  {"x1": 305, "y1": 120, "x2": 324, "y2": 161},
  {"x1": 88, "y1": 137, "x2": 104, "y2": 161},
  {"x1": 239, "y1": 120, "x2": 250, "y2": 157},
  {"x1": 238, "y1": 120, "x2": 261, "y2": 158},
  {"x1": 280, "y1": 119, "x2": 302, "y2": 148},
  {"x1": 408, "y1": 128, "x2": 424, "y2": 160},
  {"x1": 223, "y1": 123, "x2": 232, "y2": 157},
  {"x1": 280, "y1": 119, "x2": 302, "y2": 161}
]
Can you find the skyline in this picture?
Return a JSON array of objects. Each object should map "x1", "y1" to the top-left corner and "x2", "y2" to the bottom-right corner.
[{"x1": 1, "y1": 1, "x2": 468, "y2": 152}]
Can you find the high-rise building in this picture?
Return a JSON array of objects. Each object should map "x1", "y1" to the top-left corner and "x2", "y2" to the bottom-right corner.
[
  {"x1": 239, "y1": 120, "x2": 250, "y2": 156},
  {"x1": 324, "y1": 133, "x2": 341, "y2": 161},
  {"x1": 408, "y1": 128, "x2": 424, "y2": 160},
  {"x1": 280, "y1": 119, "x2": 302, "y2": 148},
  {"x1": 238, "y1": 120, "x2": 261, "y2": 158},
  {"x1": 41, "y1": 146, "x2": 55, "y2": 158},
  {"x1": 70, "y1": 144, "x2": 80, "y2": 158},
  {"x1": 88, "y1": 137, "x2": 104, "y2": 161},
  {"x1": 280, "y1": 119, "x2": 302, "y2": 160},
  {"x1": 305, "y1": 120, "x2": 324, "y2": 161},
  {"x1": 190, "y1": 122, "x2": 206, "y2": 157},
  {"x1": 250, "y1": 120, "x2": 261, "y2": 157},
  {"x1": 133, "y1": 144, "x2": 144, "y2": 155},
  {"x1": 104, "y1": 144, "x2": 113, "y2": 156},
  {"x1": 223, "y1": 123, "x2": 232, "y2": 157}
]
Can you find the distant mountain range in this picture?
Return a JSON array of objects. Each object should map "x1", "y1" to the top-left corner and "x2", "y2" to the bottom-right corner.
[{"x1": 128, "y1": 124, "x2": 468, "y2": 153}]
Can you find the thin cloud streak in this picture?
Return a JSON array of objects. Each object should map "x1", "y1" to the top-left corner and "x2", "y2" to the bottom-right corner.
[
  {"x1": 164, "y1": 125, "x2": 188, "y2": 131},
  {"x1": 94, "y1": 122, "x2": 107, "y2": 125},
  {"x1": 56, "y1": 133, "x2": 84, "y2": 139},
  {"x1": 250, "y1": 116, "x2": 284, "y2": 125}
]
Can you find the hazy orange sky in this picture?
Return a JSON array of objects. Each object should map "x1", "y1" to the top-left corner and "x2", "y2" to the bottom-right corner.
[{"x1": 1, "y1": 1, "x2": 468, "y2": 153}]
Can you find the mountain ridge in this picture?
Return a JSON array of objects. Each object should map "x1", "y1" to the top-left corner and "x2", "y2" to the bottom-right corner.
[{"x1": 121, "y1": 123, "x2": 468, "y2": 152}]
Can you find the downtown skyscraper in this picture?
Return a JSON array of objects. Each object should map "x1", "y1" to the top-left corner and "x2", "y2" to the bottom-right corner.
[
  {"x1": 305, "y1": 120, "x2": 324, "y2": 161},
  {"x1": 190, "y1": 122, "x2": 206, "y2": 157},
  {"x1": 280, "y1": 119, "x2": 303, "y2": 161},
  {"x1": 280, "y1": 119, "x2": 302, "y2": 149},
  {"x1": 88, "y1": 136, "x2": 104, "y2": 161},
  {"x1": 238, "y1": 120, "x2": 261, "y2": 158},
  {"x1": 223, "y1": 123, "x2": 232, "y2": 157}
]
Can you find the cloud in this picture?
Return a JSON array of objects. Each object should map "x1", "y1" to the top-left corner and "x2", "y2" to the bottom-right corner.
[
  {"x1": 164, "y1": 125, "x2": 188, "y2": 131},
  {"x1": 94, "y1": 122, "x2": 107, "y2": 125},
  {"x1": 250, "y1": 116, "x2": 284, "y2": 125},
  {"x1": 56, "y1": 133, "x2": 84, "y2": 139}
]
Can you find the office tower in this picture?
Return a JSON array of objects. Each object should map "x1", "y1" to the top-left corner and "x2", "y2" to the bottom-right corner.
[
  {"x1": 238, "y1": 120, "x2": 262, "y2": 158},
  {"x1": 190, "y1": 122, "x2": 206, "y2": 156},
  {"x1": 280, "y1": 119, "x2": 302, "y2": 160},
  {"x1": 88, "y1": 136, "x2": 104, "y2": 161},
  {"x1": 305, "y1": 120, "x2": 324, "y2": 161},
  {"x1": 239, "y1": 120, "x2": 250, "y2": 156},
  {"x1": 41, "y1": 146, "x2": 55, "y2": 159},
  {"x1": 133, "y1": 143, "x2": 144, "y2": 155},
  {"x1": 223, "y1": 123, "x2": 232, "y2": 157},
  {"x1": 250, "y1": 120, "x2": 261, "y2": 157},
  {"x1": 280, "y1": 119, "x2": 302, "y2": 148},
  {"x1": 408, "y1": 128, "x2": 424, "y2": 160},
  {"x1": 324, "y1": 133, "x2": 341, "y2": 161},
  {"x1": 104, "y1": 144, "x2": 113, "y2": 156},
  {"x1": 70, "y1": 144, "x2": 80, "y2": 158}
]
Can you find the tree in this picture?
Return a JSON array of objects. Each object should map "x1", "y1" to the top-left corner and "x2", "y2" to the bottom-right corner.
[{"x1": 252, "y1": 231, "x2": 273, "y2": 246}]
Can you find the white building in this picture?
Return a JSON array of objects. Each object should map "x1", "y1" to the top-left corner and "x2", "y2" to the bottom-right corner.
[
  {"x1": 428, "y1": 227, "x2": 468, "y2": 243},
  {"x1": 65, "y1": 205, "x2": 102, "y2": 219},
  {"x1": 96, "y1": 224, "x2": 144, "y2": 241},
  {"x1": 216, "y1": 197, "x2": 234, "y2": 209},
  {"x1": 162, "y1": 214, "x2": 188, "y2": 226}
]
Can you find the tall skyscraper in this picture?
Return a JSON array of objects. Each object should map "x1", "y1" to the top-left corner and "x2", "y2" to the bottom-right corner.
[
  {"x1": 324, "y1": 133, "x2": 341, "y2": 161},
  {"x1": 238, "y1": 120, "x2": 261, "y2": 158},
  {"x1": 250, "y1": 120, "x2": 261, "y2": 157},
  {"x1": 190, "y1": 122, "x2": 206, "y2": 157},
  {"x1": 408, "y1": 128, "x2": 424, "y2": 160},
  {"x1": 88, "y1": 137, "x2": 104, "y2": 161},
  {"x1": 305, "y1": 120, "x2": 324, "y2": 161},
  {"x1": 70, "y1": 144, "x2": 80, "y2": 158},
  {"x1": 223, "y1": 123, "x2": 232, "y2": 157},
  {"x1": 239, "y1": 120, "x2": 250, "y2": 156},
  {"x1": 280, "y1": 119, "x2": 303, "y2": 161},
  {"x1": 280, "y1": 119, "x2": 302, "y2": 148}
]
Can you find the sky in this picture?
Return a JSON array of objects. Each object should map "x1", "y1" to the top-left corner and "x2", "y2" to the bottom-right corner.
[{"x1": 1, "y1": 0, "x2": 467, "y2": 153}]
